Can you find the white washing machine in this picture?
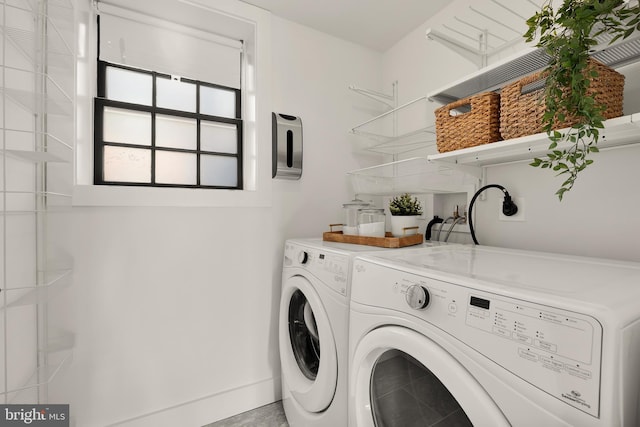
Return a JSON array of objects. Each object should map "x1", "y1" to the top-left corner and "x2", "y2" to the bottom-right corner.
[
  {"x1": 348, "y1": 244, "x2": 640, "y2": 427},
  {"x1": 280, "y1": 238, "x2": 444, "y2": 426}
]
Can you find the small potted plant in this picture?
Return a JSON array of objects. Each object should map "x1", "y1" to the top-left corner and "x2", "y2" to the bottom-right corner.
[{"x1": 389, "y1": 193, "x2": 423, "y2": 237}]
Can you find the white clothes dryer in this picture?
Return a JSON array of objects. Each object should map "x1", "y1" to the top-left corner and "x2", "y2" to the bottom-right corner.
[
  {"x1": 348, "y1": 244, "x2": 640, "y2": 427},
  {"x1": 280, "y1": 238, "x2": 445, "y2": 427}
]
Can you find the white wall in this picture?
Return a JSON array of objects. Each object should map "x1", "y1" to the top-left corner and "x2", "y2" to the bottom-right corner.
[
  {"x1": 382, "y1": 0, "x2": 640, "y2": 262},
  {"x1": 52, "y1": 3, "x2": 383, "y2": 427},
  {"x1": 271, "y1": 16, "x2": 385, "y2": 242}
]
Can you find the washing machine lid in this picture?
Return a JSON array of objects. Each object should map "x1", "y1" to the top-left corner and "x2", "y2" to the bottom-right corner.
[
  {"x1": 279, "y1": 274, "x2": 338, "y2": 413},
  {"x1": 351, "y1": 326, "x2": 510, "y2": 427},
  {"x1": 358, "y1": 245, "x2": 640, "y2": 305}
]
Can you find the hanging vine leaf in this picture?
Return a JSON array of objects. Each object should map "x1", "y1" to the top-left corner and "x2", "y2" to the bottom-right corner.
[{"x1": 525, "y1": 0, "x2": 640, "y2": 200}]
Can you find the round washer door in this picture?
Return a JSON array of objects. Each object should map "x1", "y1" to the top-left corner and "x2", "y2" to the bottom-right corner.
[
  {"x1": 279, "y1": 274, "x2": 338, "y2": 413},
  {"x1": 351, "y1": 326, "x2": 510, "y2": 427}
]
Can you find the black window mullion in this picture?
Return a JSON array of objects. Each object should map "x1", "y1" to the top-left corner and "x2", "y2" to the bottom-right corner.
[
  {"x1": 196, "y1": 81, "x2": 201, "y2": 186},
  {"x1": 237, "y1": 121, "x2": 243, "y2": 188},
  {"x1": 97, "y1": 61, "x2": 106, "y2": 98},
  {"x1": 97, "y1": 101, "x2": 215, "y2": 122},
  {"x1": 95, "y1": 60, "x2": 243, "y2": 189},
  {"x1": 94, "y1": 99, "x2": 105, "y2": 184},
  {"x1": 235, "y1": 87, "x2": 241, "y2": 119},
  {"x1": 198, "y1": 151, "x2": 238, "y2": 157},
  {"x1": 151, "y1": 73, "x2": 157, "y2": 184},
  {"x1": 151, "y1": 113, "x2": 156, "y2": 185}
]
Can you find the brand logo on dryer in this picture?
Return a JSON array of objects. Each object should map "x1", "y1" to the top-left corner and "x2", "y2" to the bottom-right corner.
[{"x1": 561, "y1": 390, "x2": 590, "y2": 409}]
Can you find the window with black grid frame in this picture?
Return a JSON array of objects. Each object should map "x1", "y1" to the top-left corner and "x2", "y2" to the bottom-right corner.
[{"x1": 94, "y1": 60, "x2": 243, "y2": 189}]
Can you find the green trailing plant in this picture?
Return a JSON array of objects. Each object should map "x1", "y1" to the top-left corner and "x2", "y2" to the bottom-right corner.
[
  {"x1": 524, "y1": 0, "x2": 640, "y2": 200},
  {"x1": 389, "y1": 193, "x2": 423, "y2": 216}
]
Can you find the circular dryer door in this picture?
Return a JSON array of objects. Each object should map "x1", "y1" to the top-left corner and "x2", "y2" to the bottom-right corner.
[
  {"x1": 279, "y1": 274, "x2": 338, "y2": 413},
  {"x1": 351, "y1": 326, "x2": 509, "y2": 427}
]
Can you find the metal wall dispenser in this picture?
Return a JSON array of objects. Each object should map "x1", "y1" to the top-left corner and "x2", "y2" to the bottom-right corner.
[{"x1": 272, "y1": 113, "x2": 303, "y2": 180}]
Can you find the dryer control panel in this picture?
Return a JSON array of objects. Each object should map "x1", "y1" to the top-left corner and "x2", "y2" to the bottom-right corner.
[
  {"x1": 351, "y1": 260, "x2": 603, "y2": 418},
  {"x1": 284, "y1": 243, "x2": 349, "y2": 296},
  {"x1": 462, "y1": 291, "x2": 601, "y2": 417}
]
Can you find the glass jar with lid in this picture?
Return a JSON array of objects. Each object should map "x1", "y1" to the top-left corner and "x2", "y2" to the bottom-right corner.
[
  {"x1": 357, "y1": 208, "x2": 386, "y2": 237},
  {"x1": 342, "y1": 199, "x2": 370, "y2": 235}
]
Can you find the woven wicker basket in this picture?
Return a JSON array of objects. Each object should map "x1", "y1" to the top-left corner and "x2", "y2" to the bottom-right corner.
[
  {"x1": 435, "y1": 91, "x2": 501, "y2": 153},
  {"x1": 500, "y1": 59, "x2": 625, "y2": 140}
]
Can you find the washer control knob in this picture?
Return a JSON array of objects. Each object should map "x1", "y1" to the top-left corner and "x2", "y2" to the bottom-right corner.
[
  {"x1": 298, "y1": 250, "x2": 309, "y2": 265},
  {"x1": 406, "y1": 285, "x2": 430, "y2": 310}
]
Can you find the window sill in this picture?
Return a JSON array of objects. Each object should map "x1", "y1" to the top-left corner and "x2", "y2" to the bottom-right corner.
[{"x1": 72, "y1": 184, "x2": 272, "y2": 207}]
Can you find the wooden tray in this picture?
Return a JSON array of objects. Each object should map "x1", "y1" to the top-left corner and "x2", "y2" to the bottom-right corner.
[{"x1": 322, "y1": 230, "x2": 423, "y2": 248}]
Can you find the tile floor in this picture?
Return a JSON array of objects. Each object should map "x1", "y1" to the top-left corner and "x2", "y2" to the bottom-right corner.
[
  {"x1": 205, "y1": 350, "x2": 470, "y2": 426},
  {"x1": 203, "y1": 401, "x2": 289, "y2": 427}
]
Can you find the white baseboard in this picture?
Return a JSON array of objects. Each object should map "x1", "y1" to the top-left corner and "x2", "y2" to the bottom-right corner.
[{"x1": 106, "y1": 376, "x2": 282, "y2": 427}]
